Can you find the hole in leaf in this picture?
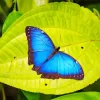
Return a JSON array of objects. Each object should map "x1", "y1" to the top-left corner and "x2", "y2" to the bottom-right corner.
[
  {"x1": 14, "y1": 57, "x2": 16, "y2": 59},
  {"x1": 45, "y1": 83, "x2": 47, "y2": 86},
  {"x1": 81, "y1": 46, "x2": 84, "y2": 49}
]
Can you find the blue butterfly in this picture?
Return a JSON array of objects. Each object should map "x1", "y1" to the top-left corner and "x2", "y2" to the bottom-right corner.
[{"x1": 26, "y1": 26, "x2": 84, "y2": 80}]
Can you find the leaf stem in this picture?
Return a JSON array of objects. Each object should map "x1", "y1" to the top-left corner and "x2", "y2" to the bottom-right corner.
[
  {"x1": 13, "y1": 0, "x2": 17, "y2": 11},
  {"x1": 67, "y1": 0, "x2": 73, "y2": 2},
  {"x1": 2, "y1": 86, "x2": 6, "y2": 100}
]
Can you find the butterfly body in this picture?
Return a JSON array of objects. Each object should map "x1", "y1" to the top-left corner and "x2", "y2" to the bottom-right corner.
[
  {"x1": 45, "y1": 47, "x2": 60, "y2": 62},
  {"x1": 26, "y1": 26, "x2": 84, "y2": 80}
]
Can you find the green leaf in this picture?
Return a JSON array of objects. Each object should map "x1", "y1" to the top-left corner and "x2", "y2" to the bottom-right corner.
[
  {"x1": 0, "y1": 2, "x2": 100, "y2": 95},
  {"x1": 17, "y1": 0, "x2": 49, "y2": 13},
  {"x1": 4, "y1": 0, "x2": 13, "y2": 8},
  {"x1": 52, "y1": 92, "x2": 100, "y2": 100},
  {"x1": 18, "y1": 90, "x2": 27, "y2": 100},
  {"x1": 2, "y1": 10, "x2": 22, "y2": 33},
  {"x1": 22, "y1": 90, "x2": 40, "y2": 100},
  {"x1": 87, "y1": 3, "x2": 100, "y2": 12},
  {"x1": 40, "y1": 94, "x2": 52, "y2": 100},
  {"x1": 83, "y1": 78, "x2": 100, "y2": 92},
  {"x1": 0, "y1": 6, "x2": 6, "y2": 18},
  {"x1": 87, "y1": 3, "x2": 100, "y2": 19},
  {"x1": 93, "y1": 8, "x2": 100, "y2": 19},
  {"x1": 0, "y1": 0, "x2": 11, "y2": 19}
]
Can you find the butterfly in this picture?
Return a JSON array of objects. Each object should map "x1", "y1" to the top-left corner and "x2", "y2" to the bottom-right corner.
[{"x1": 25, "y1": 26, "x2": 84, "y2": 80}]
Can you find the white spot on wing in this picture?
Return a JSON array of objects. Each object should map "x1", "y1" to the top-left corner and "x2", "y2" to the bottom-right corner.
[
  {"x1": 41, "y1": 31, "x2": 44, "y2": 33},
  {"x1": 76, "y1": 61, "x2": 78, "y2": 64},
  {"x1": 27, "y1": 28, "x2": 30, "y2": 30}
]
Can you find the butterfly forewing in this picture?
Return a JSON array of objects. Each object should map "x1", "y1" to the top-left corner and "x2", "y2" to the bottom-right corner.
[{"x1": 26, "y1": 26, "x2": 55, "y2": 67}]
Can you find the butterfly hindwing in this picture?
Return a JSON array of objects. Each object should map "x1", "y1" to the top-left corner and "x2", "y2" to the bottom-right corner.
[{"x1": 38, "y1": 52, "x2": 84, "y2": 80}]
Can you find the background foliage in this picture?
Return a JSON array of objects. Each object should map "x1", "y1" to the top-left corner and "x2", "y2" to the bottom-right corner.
[
  {"x1": 0, "y1": 0, "x2": 100, "y2": 100},
  {"x1": 0, "y1": 0, "x2": 100, "y2": 36}
]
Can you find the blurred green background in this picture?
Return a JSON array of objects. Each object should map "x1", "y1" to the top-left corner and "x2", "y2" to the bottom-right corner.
[{"x1": 0, "y1": 0, "x2": 100, "y2": 37}]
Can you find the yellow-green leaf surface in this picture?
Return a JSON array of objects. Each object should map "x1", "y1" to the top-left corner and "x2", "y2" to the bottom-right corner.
[{"x1": 0, "y1": 2, "x2": 100, "y2": 94}]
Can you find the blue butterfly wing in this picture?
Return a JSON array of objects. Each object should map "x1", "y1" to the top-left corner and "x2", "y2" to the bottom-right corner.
[
  {"x1": 38, "y1": 52, "x2": 84, "y2": 80},
  {"x1": 26, "y1": 26, "x2": 55, "y2": 69},
  {"x1": 26, "y1": 26, "x2": 84, "y2": 80}
]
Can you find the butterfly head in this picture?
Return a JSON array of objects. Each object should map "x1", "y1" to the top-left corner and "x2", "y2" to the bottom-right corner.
[{"x1": 56, "y1": 47, "x2": 60, "y2": 51}]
